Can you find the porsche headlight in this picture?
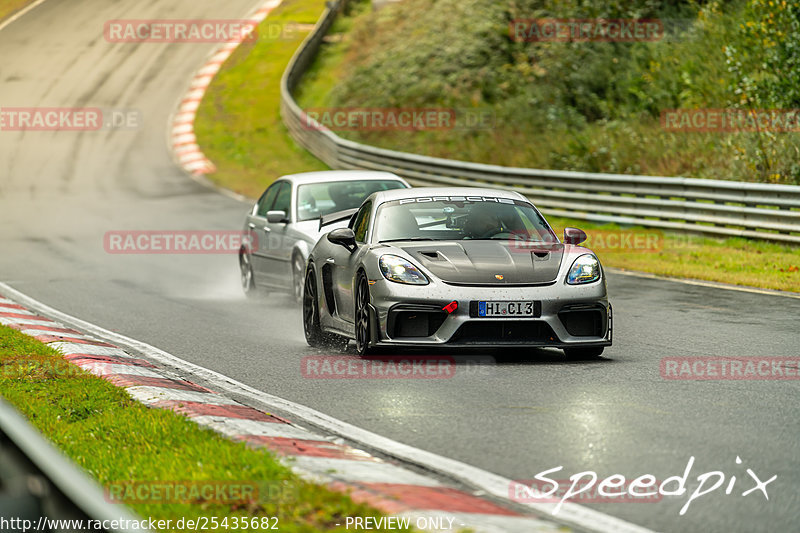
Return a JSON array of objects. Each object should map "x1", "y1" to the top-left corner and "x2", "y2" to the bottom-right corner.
[
  {"x1": 379, "y1": 255, "x2": 429, "y2": 285},
  {"x1": 567, "y1": 254, "x2": 601, "y2": 285}
]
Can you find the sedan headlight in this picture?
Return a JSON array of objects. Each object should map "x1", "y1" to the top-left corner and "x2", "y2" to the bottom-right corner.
[
  {"x1": 379, "y1": 255, "x2": 429, "y2": 285},
  {"x1": 567, "y1": 254, "x2": 601, "y2": 285}
]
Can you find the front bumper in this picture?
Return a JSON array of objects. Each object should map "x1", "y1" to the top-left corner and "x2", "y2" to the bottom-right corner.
[{"x1": 368, "y1": 277, "x2": 612, "y2": 348}]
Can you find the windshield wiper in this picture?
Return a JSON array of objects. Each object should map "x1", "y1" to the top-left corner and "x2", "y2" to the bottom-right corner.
[{"x1": 378, "y1": 237, "x2": 436, "y2": 243}]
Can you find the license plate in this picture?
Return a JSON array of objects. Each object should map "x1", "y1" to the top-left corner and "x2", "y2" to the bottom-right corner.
[{"x1": 477, "y1": 301, "x2": 535, "y2": 317}]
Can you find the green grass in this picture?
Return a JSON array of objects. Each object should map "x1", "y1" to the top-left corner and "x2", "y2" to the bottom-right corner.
[
  {"x1": 0, "y1": 326, "x2": 408, "y2": 532},
  {"x1": 194, "y1": 0, "x2": 330, "y2": 199}
]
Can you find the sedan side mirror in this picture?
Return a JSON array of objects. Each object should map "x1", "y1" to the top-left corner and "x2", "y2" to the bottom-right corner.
[
  {"x1": 563, "y1": 227, "x2": 587, "y2": 245},
  {"x1": 266, "y1": 210, "x2": 288, "y2": 224},
  {"x1": 327, "y1": 228, "x2": 357, "y2": 252}
]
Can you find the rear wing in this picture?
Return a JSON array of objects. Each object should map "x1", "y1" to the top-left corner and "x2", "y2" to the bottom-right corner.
[{"x1": 319, "y1": 208, "x2": 359, "y2": 231}]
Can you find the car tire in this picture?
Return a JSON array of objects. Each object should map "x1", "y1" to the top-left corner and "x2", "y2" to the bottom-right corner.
[
  {"x1": 292, "y1": 253, "x2": 305, "y2": 304},
  {"x1": 240, "y1": 251, "x2": 260, "y2": 299},
  {"x1": 303, "y1": 266, "x2": 347, "y2": 350},
  {"x1": 563, "y1": 346, "x2": 604, "y2": 360},
  {"x1": 355, "y1": 273, "x2": 376, "y2": 356}
]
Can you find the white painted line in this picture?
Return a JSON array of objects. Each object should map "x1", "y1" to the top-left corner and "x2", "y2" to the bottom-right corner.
[
  {"x1": 124, "y1": 386, "x2": 238, "y2": 406},
  {"x1": 0, "y1": 308, "x2": 35, "y2": 315},
  {"x1": 397, "y1": 511, "x2": 564, "y2": 533},
  {"x1": 179, "y1": 100, "x2": 200, "y2": 112},
  {"x1": 209, "y1": 52, "x2": 231, "y2": 63},
  {"x1": 192, "y1": 416, "x2": 317, "y2": 440},
  {"x1": 179, "y1": 153, "x2": 206, "y2": 164},
  {"x1": 291, "y1": 456, "x2": 442, "y2": 487},
  {"x1": 173, "y1": 111, "x2": 196, "y2": 123},
  {"x1": 172, "y1": 133, "x2": 197, "y2": 145},
  {"x1": 0, "y1": 317, "x2": 62, "y2": 327},
  {"x1": 189, "y1": 76, "x2": 214, "y2": 88},
  {"x1": 174, "y1": 144, "x2": 200, "y2": 154},
  {"x1": 197, "y1": 64, "x2": 221, "y2": 76},
  {"x1": 184, "y1": 160, "x2": 214, "y2": 171},
  {"x1": 171, "y1": 123, "x2": 193, "y2": 135},
  {"x1": 47, "y1": 342, "x2": 131, "y2": 357},
  {"x1": 0, "y1": 282, "x2": 656, "y2": 533},
  {"x1": 77, "y1": 363, "x2": 163, "y2": 379},
  {"x1": 17, "y1": 329, "x2": 96, "y2": 341},
  {"x1": 607, "y1": 267, "x2": 800, "y2": 299}
]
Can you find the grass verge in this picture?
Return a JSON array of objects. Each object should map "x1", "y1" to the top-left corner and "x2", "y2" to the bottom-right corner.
[
  {"x1": 0, "y1": 325, "x2": 406, "y2": 532},
  {"x1": 193, "y1": 0, "x2": 329, "y2": 199}
]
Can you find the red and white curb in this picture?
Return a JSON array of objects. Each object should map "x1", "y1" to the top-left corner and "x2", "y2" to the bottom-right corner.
[
  {"x1": 0, "y1": 285, "x2": 655, "y2": 533},
  {"x1": 0, "y1": 296, "x2": 560, "y2": 532},
  {"x1": 169, "y1": 0, "x2": 283, "y2": 176}
]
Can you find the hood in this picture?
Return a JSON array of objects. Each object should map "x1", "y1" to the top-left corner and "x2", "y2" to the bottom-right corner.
[{"x1": 398, "y1": 241, "x2": 564, "y2": 285}]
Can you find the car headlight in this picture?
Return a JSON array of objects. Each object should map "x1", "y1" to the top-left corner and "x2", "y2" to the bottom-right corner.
[
  {"x1": 379, "y1": 255, "x2": 429, "y2": 285},
  {"x1": 567, "y1": 254, "x2": 601, "y2": 285}
]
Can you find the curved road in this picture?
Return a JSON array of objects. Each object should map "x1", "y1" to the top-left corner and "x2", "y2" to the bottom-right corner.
[{"x1": 1, "y1": 1, "x2": 798, "y2": 532}]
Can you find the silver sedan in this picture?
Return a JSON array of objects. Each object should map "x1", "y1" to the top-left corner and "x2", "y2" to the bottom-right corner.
[{"x1": 239, "y1": 171, "x2": 409, "y2": 301}]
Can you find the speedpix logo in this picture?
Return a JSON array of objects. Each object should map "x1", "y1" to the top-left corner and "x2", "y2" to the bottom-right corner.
[{"x1": 513, "y1": 456, "x2": 776, "y2": 516}]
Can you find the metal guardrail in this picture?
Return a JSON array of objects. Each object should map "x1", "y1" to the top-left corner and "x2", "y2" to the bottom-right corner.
[
  {"x1": 280, "y1": 0, "x2": 800, "y2": 244},
  {"x1": 0, "y1": 397, "x2": 150, "y2": 532}
]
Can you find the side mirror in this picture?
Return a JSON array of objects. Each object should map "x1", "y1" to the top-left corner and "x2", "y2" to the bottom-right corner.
[
  {"x1": 563, "y1": 227, "x2": 587, "y2": 245},
  {"x1": 266, "y1": 210, "x2": 288, "y2": 224},
  {"x1": 327, "y1": 228, "x2": 357, "y2": 252}
]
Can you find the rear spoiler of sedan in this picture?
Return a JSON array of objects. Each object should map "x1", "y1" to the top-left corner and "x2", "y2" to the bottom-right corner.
[{"x1": 319, "y1": 208, "x2": 359, "y2": 231}]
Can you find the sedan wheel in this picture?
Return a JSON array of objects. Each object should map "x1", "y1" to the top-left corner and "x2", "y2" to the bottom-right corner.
[
  {"x1": 240, "y1": 252, "x2": 257, "y2": 298},
  {"x1": 292, "y1": 254, "x2": 305, "y2": 303}
]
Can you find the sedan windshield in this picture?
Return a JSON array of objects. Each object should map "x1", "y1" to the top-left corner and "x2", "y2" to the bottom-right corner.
[
  {"x1": 297, "y1": 180, "x2": 406, "y2": 221},
  {"x1": 374, "y1": 198, "x2": 557, "y2": 243}
]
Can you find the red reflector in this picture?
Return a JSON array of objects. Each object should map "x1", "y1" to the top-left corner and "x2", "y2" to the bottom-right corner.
[{"x1": 442, "y1": 301, "x2": 458, "y2": 314}]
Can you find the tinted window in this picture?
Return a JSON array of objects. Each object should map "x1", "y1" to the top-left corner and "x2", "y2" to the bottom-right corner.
[
  {"x1": 272, "y1": 182, "x2": 291, "y2": 216},
  {"x1": 374, "y1": 198, "x2": 556, "y2": 243},
  {"x1": 296, "y1": 180, "x2": 406, "y2": 221},
  {"x1": 352, "y1": 201, "x2": 372, "y2": 243},
  {"x1": 256, "y1": 182, "x2": 282, "y2": 217}
]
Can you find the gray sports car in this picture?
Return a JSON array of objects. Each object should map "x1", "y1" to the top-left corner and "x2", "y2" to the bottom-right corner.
[
  {"x1": 302, "y1": 187, "x2": 612, "y2": 359},
  {"x1": 239, "y1": 171, "x2": 409, "y2": 301}
]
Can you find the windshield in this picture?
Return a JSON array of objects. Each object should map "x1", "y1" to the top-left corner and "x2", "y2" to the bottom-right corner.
[
  {"x1": 296, "y1": 180, "x2": 406, "y2": 221},
  {"x1": 374, "y1": 197, "x2": 557, "y2": 243}
]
